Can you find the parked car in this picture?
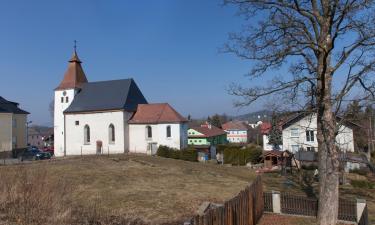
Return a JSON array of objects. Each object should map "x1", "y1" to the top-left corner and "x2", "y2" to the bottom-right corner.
[
  {"x1": 43, "y1": 146, "x2": 54, "y2": 156},
  {"x1": 18, "y1": 148, "x2": 51, "y2": 161}
]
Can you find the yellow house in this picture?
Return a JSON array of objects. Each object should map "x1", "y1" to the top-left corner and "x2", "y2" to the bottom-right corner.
[{"x1": 0, "y1": 97, "x2": 29, "y2": 155}]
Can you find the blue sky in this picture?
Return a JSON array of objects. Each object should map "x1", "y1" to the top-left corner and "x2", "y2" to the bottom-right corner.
[{"x1": 0, "y1": 0, "x2": 264, "y2": 125}]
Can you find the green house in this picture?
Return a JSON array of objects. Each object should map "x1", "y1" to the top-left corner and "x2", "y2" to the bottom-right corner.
[{"x1": 188, "y1": 124, "x2": 227, "y2": 146}]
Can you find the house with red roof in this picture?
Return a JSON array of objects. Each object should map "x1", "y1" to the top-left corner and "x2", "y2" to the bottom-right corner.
[
  {"x1": 128, "y1": 103, "x2": 188, "y2": 155},
  {"x1": 188, "y1": 122, "x2": 227, "y2": 146},
  {"x1": 222, "y1": 121, "x2": 250, "y2": 143}
]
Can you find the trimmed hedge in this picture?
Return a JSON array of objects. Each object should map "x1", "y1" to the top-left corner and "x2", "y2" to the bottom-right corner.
[
  {"x1": 223, "y1": 145, "x2": 262, "y2": 166},
  {"x1": 156, "y1": 145, "x2": 198, "y2": 162}
]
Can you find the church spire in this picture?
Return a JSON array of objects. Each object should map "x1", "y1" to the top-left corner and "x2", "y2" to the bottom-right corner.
[{"x1": 55, "y1": 41, "x2": 88, "y2": 90}]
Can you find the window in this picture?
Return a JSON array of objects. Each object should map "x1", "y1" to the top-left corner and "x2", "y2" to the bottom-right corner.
[
  {"x1": 306, "y1": 147, "x2": 315, "y2": 151},
  {"x1": 61, "y1": 97, "x2": 64, "y2": 103},
  {"x1": 12, "y1": 118, "x2": 16, "y2": 128},
  {"x1": 109, "y1": 124, "x2": 115, "y2": 144},
  {"x1": 166, "y1": 126, "x2": 171, "y2": 138},
  {"x1": 84, "y1": 125, "x2": 90, "y2": 144},
  {"x1": 65, "y1": 96, "x2": 69, "y2": 103},
  {"x1": 306, "y1": 130, "x2": 314, "y2": 142},
  {"x1": 146, "y1": 126, "x2": 152, "y2": 139},
  {"x1": 290, "y1": 128, "x2": 299, "y2": 137},
  {"x1": 75, "y1": 121, "x2": 79, "y2": 126},
  {"x1": 291, "y1": 145, "x2": 299, "y2": 153}
]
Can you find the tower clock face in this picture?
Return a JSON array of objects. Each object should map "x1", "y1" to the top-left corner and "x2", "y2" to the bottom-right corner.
[{"x1": 63, "y1": 91, "x2": 67, "y2": 96}]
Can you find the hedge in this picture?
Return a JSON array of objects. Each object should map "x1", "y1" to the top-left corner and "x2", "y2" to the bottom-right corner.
[
  {"x1": 223, "y1": 145, "x2": 262, "y2": 166},
  {"x1": 156, "y1": 145, "x2": 197, "y2": 162}
]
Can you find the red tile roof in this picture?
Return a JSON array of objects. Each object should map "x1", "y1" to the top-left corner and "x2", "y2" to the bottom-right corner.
[
  {"x1": 56, "y1": 51, "x2": 88, "y2": 90},
  {"x1": 260, "y1": 122, "x2": 272, "y2": 135},
  {"x1": 128, "y1": 103, "x2": 187, "y2": 124},
  {"x1": 189, "y1": 125, "x2": 227, "y2": 138},
  {"x1": 222, "y1": 121, "x2": 249, "y2": 130}
]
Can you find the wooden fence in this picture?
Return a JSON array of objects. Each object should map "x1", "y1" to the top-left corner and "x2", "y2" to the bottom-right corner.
[
  {"x1": 191, "y1": 176, "x2": 264, "y2": 225},
  {"x1": 263, "y1": 192, "x2": 360, "y2": 223}
]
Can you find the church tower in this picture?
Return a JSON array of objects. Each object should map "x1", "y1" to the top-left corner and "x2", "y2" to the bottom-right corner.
[{"x1": 54, "y1": 46, "x2": 88, "y2": 157}]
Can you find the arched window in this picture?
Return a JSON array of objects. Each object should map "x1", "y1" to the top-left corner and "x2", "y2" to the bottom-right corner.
[
  {"x1": 166, "y1": 125, "x2": 171, "y2": 138},
  {"x1": 109, "y1": 124, "x2": 115, "y2": 144},
  {"x1": 146, "y1": 126, "x2": 152, "y2": 139},
  {"x1": 84, "y1": 125, "x2": 90, "y2": 144}
]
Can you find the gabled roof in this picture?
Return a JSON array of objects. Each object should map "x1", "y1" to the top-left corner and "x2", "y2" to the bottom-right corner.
[
  {"x1": 189, "y1": 125, "x2": 226, "y2": 138},
  {"x1": 222, "y1": 121, "x2": 249, "y2": 131},
  {"x1": 0, "y1": 96, "x2": 29, "y2": 114},
  {"x1": 128, "y1": 103, "x2": 188, "y2": 124},
  {"x1": 55, "y1": 51, "x2": 88, "y2": 90},
  {"x1": 64, "y1": 79, "x2": 147, "y2": 113}
]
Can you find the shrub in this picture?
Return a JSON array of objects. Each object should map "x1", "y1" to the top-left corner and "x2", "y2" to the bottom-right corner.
[
  {"x1": 351, "y1": 180, "x2": 375, "y2": 189},
  {"x1": 301, "y1": 164, "x2": 319, "y2": 170},
  {"x1": 350, "y1": 168, "x2": 368, "y2": 176},
  {"x1": 223, "y1": 146, "x2": 262, "y2": 166},
  {"x1": 157, "y1": 145, "x2": 197, "y2": 162}
]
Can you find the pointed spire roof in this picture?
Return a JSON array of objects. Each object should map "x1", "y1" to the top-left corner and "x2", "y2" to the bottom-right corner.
[{"x1": 55, "y1": 49, "x2": 88, "y2": 90}]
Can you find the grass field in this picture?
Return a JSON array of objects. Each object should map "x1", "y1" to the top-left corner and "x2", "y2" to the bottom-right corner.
[
  {"x1": 0, "y1": 155, "x2": 373, "y2": 225},
  {"x1": 0, "y1": 154, "x2": 256, "y2": 224}
]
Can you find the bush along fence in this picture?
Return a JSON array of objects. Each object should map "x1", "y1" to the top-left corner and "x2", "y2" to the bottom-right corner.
[
  {"x1": 156, "y1": 145, "x2": 198, "y2": 162},
  {"x1": 190, "y1": 176, "x2": 264, "y2": 225},
  {"x1": 264, "y1": 191, "x2": 369, "y2": 225}
]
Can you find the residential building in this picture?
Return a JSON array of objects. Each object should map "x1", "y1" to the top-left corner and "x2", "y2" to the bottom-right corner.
[
  {"x1": 188, "y1": 123, "x2": 227, "y2": 146},
  {"x1": 28, "y1": 127, "x2": 54, "y2": 148},
  {"x1": 261, "y1": 113, "x2": 355, "y2": 153},
  {"x1": 0, "y1": 96, "x2": 29, "y2": 154},
  {"x1": 222, "y1": 120, "x2": 250, "y2": 143},
  {"x1": 54, "y1": 48, "x2": 187, "y2": 156}
]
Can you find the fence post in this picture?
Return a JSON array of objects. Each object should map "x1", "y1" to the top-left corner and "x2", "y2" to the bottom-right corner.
[
  {"x1": 272, "y1": 190, "x2": 281, "y2": 214},
  {"x1": 356, "y1": 199, "x2": 366, "y2": 223}
]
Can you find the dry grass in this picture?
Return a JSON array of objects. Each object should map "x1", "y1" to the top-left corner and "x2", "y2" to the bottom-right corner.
[
  {"x1": 262, "y1": 171, "x2": 375, "y2": 224},
  {"x1": 0, "y1": 154, "x2": 256, "y2": 224}
]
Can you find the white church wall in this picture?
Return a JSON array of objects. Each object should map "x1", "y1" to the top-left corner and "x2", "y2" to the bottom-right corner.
[
  {"x1": 65, "y1": 111, "x2": 126, "y2": 155},
  {"x1": 129, "y1": 123, "x2": 184, "y2": 154},
  {"x1": 54, "y1": 89, "x2": 77, "y2": 157}
]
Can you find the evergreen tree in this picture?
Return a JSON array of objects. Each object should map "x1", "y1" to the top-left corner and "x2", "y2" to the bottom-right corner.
[
  {"x1": 211, "y1": 114, "x2": 222, "y2": 128},
  {"x1": 268, "y1": 115, "x2": 282, "y2": 150}
]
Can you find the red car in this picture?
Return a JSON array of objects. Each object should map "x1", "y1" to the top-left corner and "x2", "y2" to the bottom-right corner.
[{"x1": 43, "y1": 146, "x2": 54, "y2": 156}]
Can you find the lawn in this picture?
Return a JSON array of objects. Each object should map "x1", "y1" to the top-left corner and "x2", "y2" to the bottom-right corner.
[{"x1": 0, "y1": 154, "x2": 257, "y2": 224}]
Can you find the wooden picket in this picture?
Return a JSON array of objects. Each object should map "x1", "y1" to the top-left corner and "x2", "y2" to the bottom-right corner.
[{"x1": 192, "y1": 176, "x2": 263, "y2": 225}]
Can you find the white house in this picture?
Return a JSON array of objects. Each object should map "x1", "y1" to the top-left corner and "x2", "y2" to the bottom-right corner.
[
  {"x1": 54, "y1": 49, "x2": 187, "y2": 156},
  {"x1": 222, "y1": 121, "x2": 249, "y2": 143},
  {"x1": 262, "y1": 113, "x2": 355, "y2": 153},
  {"x1": 128, "y1": 103, "x2": 188, "y2": 155}
]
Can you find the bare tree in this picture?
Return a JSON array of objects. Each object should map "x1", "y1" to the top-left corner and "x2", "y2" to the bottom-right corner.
[{"x1": 224, "y1": 0, "x2": 375, "y2": 224}]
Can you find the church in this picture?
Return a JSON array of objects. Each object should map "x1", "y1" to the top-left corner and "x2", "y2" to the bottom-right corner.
[{"x1": 54, "y1": 49, "x2": 188, "y2": 157}]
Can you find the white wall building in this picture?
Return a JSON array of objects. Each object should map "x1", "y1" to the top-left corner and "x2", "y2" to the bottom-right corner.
[
  {"x1": 128, "y1": 103, "x2": 188, "y2": 155},
  {"x1": 262, "y1": 113, "x2": 355, "y2": 153},
  {"x1": 222, "y1": 121, "x2": 249, "y2": 143},
  {"x1": 54, "y1": 50, "x2": 187, "y2": 156}
]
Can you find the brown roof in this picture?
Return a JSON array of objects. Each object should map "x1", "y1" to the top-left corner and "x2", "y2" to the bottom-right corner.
[
  {"x1": 222, "y1": 121, "x2": 249, "y2": 131},
  {"x1": 189, "y1": 125, "x2": 227, "y2": 138},
  {"x1": 55, "y1": 51, "x2": 88, "y2": 90},
  {"x1": 128, "y1": 103, "x2": 187, "y2": 124}
]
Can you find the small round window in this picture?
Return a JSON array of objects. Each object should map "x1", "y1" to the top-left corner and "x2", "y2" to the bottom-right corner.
[{"x1": 63, "y1": 91, "x2": 67, "y2": 96}]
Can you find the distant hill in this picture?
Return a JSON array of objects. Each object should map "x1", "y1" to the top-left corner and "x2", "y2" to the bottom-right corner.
[{"x1": 232, "y1": 110, "x2": 273, "y2": 123}]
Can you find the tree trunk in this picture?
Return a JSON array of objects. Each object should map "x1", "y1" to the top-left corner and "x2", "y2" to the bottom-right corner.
[{"x1": 316, "y1": 57, "x2": 339, "y2": 225}]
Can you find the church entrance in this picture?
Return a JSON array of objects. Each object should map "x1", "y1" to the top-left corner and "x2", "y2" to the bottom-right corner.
[
  {"x1": 96, "y1": 140, "x2": 103, "y2": 154},
  {"x1": 148, "y1": 143, "x2": 158, "y2": 155}
]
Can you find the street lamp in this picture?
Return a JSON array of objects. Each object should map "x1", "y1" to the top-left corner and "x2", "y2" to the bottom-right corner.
[{"x1": 26, "y1": 121, "x2": 32, "y2": 146}]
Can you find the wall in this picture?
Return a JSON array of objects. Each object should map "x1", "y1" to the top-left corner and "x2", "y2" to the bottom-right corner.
[
  {"x1": 282, "y1": 114, "x2": 354, "y2": 153},
  {"x1": 262, "y1": 135, "x2": 275, "y2": 151},
  {"x1": 64, "y1": 111, "x2": 127, "y2": 156},
  {"x1": 129, "y1": 123, "x2": 184, "y2": 154},
  {"x1": 0, "y1": 113, "x2": 12, "y2": 152},
  {"x1": 12, "y1": 114, "x2": 27, "y2": 149},
  {"x1": 226, "y1": 130, "x2": 248, "y2": 143},
  {"x1": 54, "y1": 89, "x2": 77, "y2": 157}
]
